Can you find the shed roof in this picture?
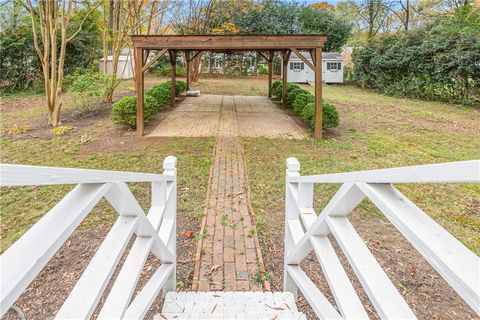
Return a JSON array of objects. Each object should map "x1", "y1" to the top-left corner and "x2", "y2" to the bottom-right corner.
[{"x1": 290, "y1": 51, "x2": 343, "y2": 61}]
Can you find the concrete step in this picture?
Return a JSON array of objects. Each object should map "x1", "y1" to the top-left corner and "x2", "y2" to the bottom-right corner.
[{"x1": 155, "y1": 291, "x2": 306, "y2": 320}]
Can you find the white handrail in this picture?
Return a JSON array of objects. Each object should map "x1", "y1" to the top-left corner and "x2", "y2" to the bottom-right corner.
[
  {"x1": 284, "y1": 158, "x2": 480, "y2": 318},
  {"x1": 0, "y1": 156, "x2": 177, "y2": 318},
  {"x1": 288, "y1": 159, "x2": 480, "y2": 184},
  {"x1": 0, "y1": 163, "x2": 173, "y2": 186}
]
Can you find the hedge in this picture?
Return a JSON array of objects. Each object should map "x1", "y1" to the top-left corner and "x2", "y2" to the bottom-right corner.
[
  {"x1": 158, "y1": 80, "x2": 187, "y2": 97},
  {"x1": 271, "y1": 81, "x2": 301, "y2": 101},
  {"x1": 301, "y1": 102, "x2": 340, "y2": 129},
  {"x1": 352, "y1": 6, "x2": 479, "y2": 105},
  {"x1": 287, "y1": 87, "x2": 309, "y2": 107},
  {"x1": 271, "y1": 80, "x2": 282, "y2": 98},
  {"x1": 112, "y1": 95, "x2": 156, "y2": 129},
  {"x1": 145, "y1": 85, "x2": 170, "y2": 110},
  {"x1": 292, "y1": 92, "x2": 315, "y2": 114}
]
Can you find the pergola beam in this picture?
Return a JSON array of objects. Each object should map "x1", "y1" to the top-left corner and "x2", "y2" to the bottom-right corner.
[
  {"x1": 142, "y1": 49, "x2": 167, "y2": 73},
  {"x1": 290, "y1": 48, "x2": 315, "y2": 71},
  {"x1": 131, "y1": 35, "x2": 326, "y2": 50},
  {"x1": 257, "y1": 51, "x2": 269, "y2": 62},
  {"x1": 309, "y1": 49, "x2": 316, "y2": 65},
  {"x1": 187, "y1": 50, "x2": 202, "y2": 62}
]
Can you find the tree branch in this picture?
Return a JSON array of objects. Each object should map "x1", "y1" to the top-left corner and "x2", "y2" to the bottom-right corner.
[{"x1": 67, "y1": 1, "x2": 101, "y2": 42}]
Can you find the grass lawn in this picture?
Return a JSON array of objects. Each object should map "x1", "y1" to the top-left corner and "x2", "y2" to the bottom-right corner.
[
  {"x1": 243, "y1": 86, "x2": 480, "y2": 250},
  {"x1": 244, "y1": 84, "x2": 479, "y2": 253},
  {"x1": 0, "y1": 136, "x2": 214, "y2": 252},
  {"x1": 240, "y1": 82, "x2": 479, "y2": 319},
  {"x1": 0, "y1": 75, "x2": 478, "y2": 318},
  {"x1": 1, "y1": 74, "x2": 478, "y2": 259}
]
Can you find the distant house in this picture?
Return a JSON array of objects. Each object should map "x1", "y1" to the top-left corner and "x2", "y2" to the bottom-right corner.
[{"x1": 282, "y1": 51, "x2": 344, "y2": 84}]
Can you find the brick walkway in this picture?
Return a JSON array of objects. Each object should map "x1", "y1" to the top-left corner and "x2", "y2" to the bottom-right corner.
[
  {"x1": 192, "y1": 96, "x2": 268, "y2": 292},
  {"x1": 147, "y1": 95, "x2": 305, "y2": 139}
]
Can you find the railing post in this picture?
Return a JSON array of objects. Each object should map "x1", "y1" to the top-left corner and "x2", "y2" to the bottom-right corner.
[
  {"x1": 161, "y1": 156, "x2": 177, "y2": 293},
  {"x1": 284, "y1": 157, "x2": 300, "y2": 297}
]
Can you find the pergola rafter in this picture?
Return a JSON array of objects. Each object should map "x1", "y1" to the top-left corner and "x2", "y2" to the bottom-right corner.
[{"x1": 131, "y1": 35, "x2": 327, "y2": 139}]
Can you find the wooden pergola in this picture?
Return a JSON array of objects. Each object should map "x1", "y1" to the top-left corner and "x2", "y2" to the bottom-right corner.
[{"x1": 131, "y1": 35, "x2": 327, "y2": 139}]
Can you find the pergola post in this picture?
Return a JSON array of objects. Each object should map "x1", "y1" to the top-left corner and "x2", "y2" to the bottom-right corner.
[
  {"x1": 268, "y1": 51, "x2": 274, "y2": 97},
  {"x1": 169, "y1": 50, "x2": 176, "y2": 108},
  {"x1": 282, "y1": 50, "x2": 290, "y2": 108},
  {"x1": 184, "y1": 50, "x2": 190, "y2": 91},
  {"x1": 314, "y1": 47, "x2": 322, "y2": 140},
  {"x1": 135, "y1": 47, "x2": 144, "y2": 136}
]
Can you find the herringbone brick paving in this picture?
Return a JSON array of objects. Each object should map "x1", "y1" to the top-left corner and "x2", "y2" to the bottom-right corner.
[
  {"x1": 148, "y1": 94, "x2": 305, "y2": 139},
  {"x1": 191, "y1": 96, "x2": 267, "y2": 291}
]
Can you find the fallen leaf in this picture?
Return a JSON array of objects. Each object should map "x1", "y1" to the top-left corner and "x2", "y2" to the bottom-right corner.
[
  {"x1": 266, "y1": 304, "x2": 285, "y2": 311},
  {"x1": 185, "y1": 230, "x2": 194, "y2": 238},
  {"x1": 209, "y1": 265, "x2": 220, "y2": 274}
]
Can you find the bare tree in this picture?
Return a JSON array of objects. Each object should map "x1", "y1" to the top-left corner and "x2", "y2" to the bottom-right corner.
[
  {"x1": 446, "y1": 0, "x2": 472, "y2": 9},
  {"x1": 388, "y1": 0, "x2": 411, "y2": 31},
  {"x1": 98, "y1": 0, "x2": 174, "y2": 102},
  {"x1": 342, "y1": 0, "x2": 391, "y2": 39},
  {"x1": 387, "y1": 0, "x2": 443, "y2": 32},
  {"x1": 173, "y1": 0, "x2": 215, "y2": 84},
  {"x1": 24, "y1": 0, "x2": 98, "y2": 126}
]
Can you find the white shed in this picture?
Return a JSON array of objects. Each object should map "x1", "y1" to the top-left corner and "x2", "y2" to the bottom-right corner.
[
  {"x1": 282, "y1": 51, "x2": 344, "y2": 84},
  {"x1": 99, "y1": 49, "x2": 135, "y2": 80}
]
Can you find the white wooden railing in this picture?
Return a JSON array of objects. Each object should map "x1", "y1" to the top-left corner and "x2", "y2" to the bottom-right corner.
[
  {"x1": 0, "y1": 157, "x2": 177, "y2": 319},
  {"x1": 284, "y1": 158, "x2": 480, "y2": 319}
]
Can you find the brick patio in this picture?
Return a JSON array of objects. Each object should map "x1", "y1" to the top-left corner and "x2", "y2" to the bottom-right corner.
[
  {"x1": 147, "y1": 95, "x2": 306, "y2": 138},
  {"x1": 191, "y1": 96, "x2": 278, "y2": 291}
]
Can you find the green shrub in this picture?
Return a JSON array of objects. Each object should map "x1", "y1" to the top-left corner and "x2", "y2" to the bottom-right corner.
[
  {"x1": 158, "y1": 80, "x2": 187, "y2": 96},
  {"x1": 301, "y1": 102, "x2": 340, "y2": 129},
  {"x1": 287, "y1": 87, "x2": 309, "y2": 107},
  {"x1": 292, "y1": 92, "x2": 314, "y2": 114},
  {"x1": 152, "y1": 65, "x2": 186, "y2": 77},
  {"x1": 64, "y1": 70, "x2": 105, "y2": 112},
  {"x1": 351, "y1": 5, "x2": 480, "y2": 105},
  {"x1": 112, "y1": 95, "x2": 156, "y2": 129},
  {"x1": 174, "y1": 80, "x2": 187, "y2": 95},
  {"x1": 271, "y1": 81, "x2": 300, "y2": 101},
  {"x1": 286, "y1": 83, "x2": 300, "y2": 92},
  {"x1": 301, "y1": 102, "x2": 315, "y2": 126},
  {"x1": 271, "y1": 80, "x2": 282, "y2": 98},
  {"x1": 322, "y1": 103, "x2": 340, "y2": 128},
  {"x1": 258, "y1": 64, "x2": 268, "y2": 75},
  {"x1": 146, "y1": 85, "x2": 170, "y2": 110}
]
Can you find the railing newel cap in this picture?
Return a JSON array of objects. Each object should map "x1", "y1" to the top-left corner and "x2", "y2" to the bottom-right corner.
[
  {"x1": 286, "y1": 157, "x2": 300, "y2": 172},
  {"x1": 163, "y1": 156, "x2": 177, "y2": 170}
]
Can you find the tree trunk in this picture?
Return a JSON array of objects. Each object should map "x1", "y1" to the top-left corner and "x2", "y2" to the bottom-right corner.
[
  {"x1": 209, "y1": 52, "x2": 213, "y2": 74},
  {"x1": 404, "y1": 0, "x2": 410, "y2": 32},
  {"x1": 27, "y1": 0, "x2": 97, "y2": 126},
  {"x1": 191, "y1": 52, "x2": 203, "y2": 84}
]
